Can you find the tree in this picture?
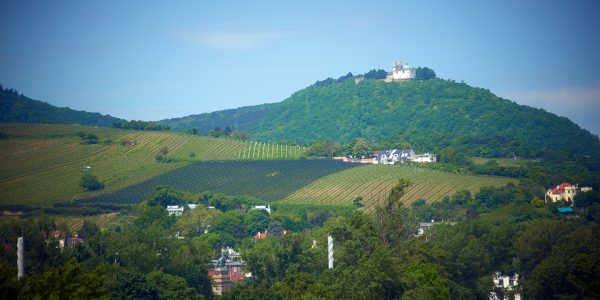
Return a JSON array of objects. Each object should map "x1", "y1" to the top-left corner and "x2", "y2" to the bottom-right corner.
[
  {"x1": 373, "y1": 178, "x2": 414, "y2": 246},
  {"x1": 415, "y1": 67, "x2": 437, "y2": 80},
  {"x1": 345, "y1": 137, "x2": 372, "y2": 158},
  {"x1": 156, "y1": 147, "x2": 170, "y2": 163},
  {"x1": 85, "y1": 134, "x2": 99, "y2": 144},
  {"x1": 80, "y1": 173, "x2": 104, "y2": 191},
  {"x1": 244, "y1": 209, "x2": 271, "y2": 236},
  {"x1": 352, "y1": 195, "x2": 363, "y2": 208},
  {"x1": 574, "y1": 190, "x2": 600, "y2": 207}
]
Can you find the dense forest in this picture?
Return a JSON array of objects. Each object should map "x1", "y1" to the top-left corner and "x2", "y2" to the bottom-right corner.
[
  {"x1": 161, "y1": 76, "x2": 600, "y2": 161},
  {"x1": 0, "y1": 85, "x2": 125, "y2": 127}
]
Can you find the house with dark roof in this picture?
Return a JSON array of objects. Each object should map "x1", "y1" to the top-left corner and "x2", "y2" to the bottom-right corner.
[{"x1": 374, "y1": 149, "x2": 415, "y2": 164}]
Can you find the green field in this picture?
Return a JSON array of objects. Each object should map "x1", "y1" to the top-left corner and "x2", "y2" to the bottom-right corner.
[
  {"x1": 83, "y1": 160, "x2": 515, "y2": 208},
  {"x1": 83, "y1": 160, "x2": 359, "y2": 203},
  {"x1": 281, "y1": 164, "x2": 515, "y2": 210},
  {"x1": 0, "y1": 124, "x2": 306, "y2": 207}
]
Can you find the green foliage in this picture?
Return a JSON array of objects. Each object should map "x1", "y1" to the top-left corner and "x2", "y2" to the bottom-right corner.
[
  {"x1": 373, "y1": 178, "x2": 416, "y2": 246},
  {"x1": 80, "y1": 173, "x2": 104, "y2": 191},
  {"x1": 415, "y1": 67, "x2": 437, "y2": 80},
  {"x1": 352, "y1": 195, "x2": 363, "y2": 208},
  {"x1": 345, "y1": 137, "x2": 372, "y2": 158},
  {"x1": 362, "y1": 69, "x2": 387, "y2": 79},
  {"x1": 574, "y1": 190, "x2": 600, "y2": 207},
  {"x1": 113, "y1": 120, "x2": 170, "y2": 131},
  {"x1": 309, "y1": 139, "x2": 342, "y2": 157},
  {"x1": 163, "y1": 78, "x2": 600, "y2": 161},
  {"x1": 0, "y1": 85, "x2": 126, "y2": 127}
]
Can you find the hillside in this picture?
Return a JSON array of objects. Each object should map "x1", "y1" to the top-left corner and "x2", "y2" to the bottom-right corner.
[
  {"x1": 162, "y1": 78, "x2": 600, "y2": 159},
  {"x1": 81, "y1": 160, "x2": 511, "y2": 207},
  {"x1": 163, "y1": 103, "x2": 271, "y2": 133},
  {"x1": 0, "y1": 124, "x2": 305, "y2": 207},
  {"x1": 0, "y1": 86, "x2": 125, "y2": 127},
  {"x1": 281, "y1": 164, "x2": 514, "y2": 209}
]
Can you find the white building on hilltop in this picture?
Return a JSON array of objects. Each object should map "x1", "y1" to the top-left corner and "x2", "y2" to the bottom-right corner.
[{"x1": 385, "y1": 61, "x2": 416, "y2": 82}]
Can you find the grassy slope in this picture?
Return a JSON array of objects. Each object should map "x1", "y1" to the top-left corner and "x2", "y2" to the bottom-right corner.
[
  {"x1": 281, "y1": 164, "x2": 515, "y2": 210},
  {"x1": 0, "y1": 124, "x2": 305, "y2": 207}
]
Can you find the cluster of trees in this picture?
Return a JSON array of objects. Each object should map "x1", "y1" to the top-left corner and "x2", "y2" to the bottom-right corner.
[
  {"x1": 155, "y1": 147, "x2": 173, "y2": 163},
  {"x1": 363, "y1": 69, "x2": 388, "y2": 80},
  {"x1": 308, "y1": 137, "x2": 373, "y2": 158},
  {"x1": 75, "y1": 131, "x2": 99, "y2": 144},
  {"x1": 113, "y1": 120, "x2": 170, "y2": 131},
  {"x1": 80, "y1": 173, "x2": 104, "y2": 191}
]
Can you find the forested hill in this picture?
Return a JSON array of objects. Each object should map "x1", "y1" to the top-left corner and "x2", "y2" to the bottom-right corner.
[
  {"x1": 0, "y1": 86, "x2": 125, "y2": 127},
  {"x1": 164, "y1": 77, "x2": 600, "y2": 160},
  {"x1": 162, "y1": 103, "x2": 271, "y2": 133}
]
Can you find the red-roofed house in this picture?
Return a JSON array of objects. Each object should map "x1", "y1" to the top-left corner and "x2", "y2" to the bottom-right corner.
[
  {"x1": 545, "y1": 183, "x2": 591, "y2": 204},
  {"x1": 254, "y1": 231, "x2": 267, "y2": 239}
]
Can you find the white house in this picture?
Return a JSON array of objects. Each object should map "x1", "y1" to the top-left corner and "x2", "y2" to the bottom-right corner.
[
  {"x1": 490, "y1": 272, "x2": 520, "y2": 300},
  {"x1": 167, "y1": 205, "x2": 184, "y2": 216},
  {"x1": 252, "y1": 205, "x2": 271, "y2": 214},
  {"x1": 374, "y1": 149, "x2": 436, "y2": 164},
  {"x1": 375, "y1": 149, "x2": 415, "y2": 164},
  {"x1": 412, "y1": 153, "x2": 437, "y2": 163}
]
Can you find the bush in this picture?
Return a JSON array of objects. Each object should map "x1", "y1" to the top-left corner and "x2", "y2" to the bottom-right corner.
[{"x1": 80, "y1": 174, "x2": 104, "y2": 191}]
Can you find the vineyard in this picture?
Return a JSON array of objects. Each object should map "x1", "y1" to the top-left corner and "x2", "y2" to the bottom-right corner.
[
  {"x1": 281, "y1": 164, "x2": 516, "y2": 210},
  {"x1": 83, "y1": 160, "x2": 359, "y2": 203},
  {"x1": 0, "y1": 124, "x2": 256, "y2": 206},
  {"x1": 235, "y1": 141, "x2": 307, "y2": 160}
]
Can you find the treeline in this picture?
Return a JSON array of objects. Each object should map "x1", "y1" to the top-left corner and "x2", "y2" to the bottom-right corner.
[
  {"x1": 112, "y1": 120, "x2": 170, "y2": 131},
  {"x1": 0, "y1": 85, "x2": 126, "y2": 127}
]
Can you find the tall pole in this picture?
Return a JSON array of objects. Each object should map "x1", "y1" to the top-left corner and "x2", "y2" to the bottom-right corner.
[
  {"x1": 327, "y1": 235, "x2": 334, "y2": 269},
  {"x1": 17, "y1": 237, "x2": 24, "y2": 280}
]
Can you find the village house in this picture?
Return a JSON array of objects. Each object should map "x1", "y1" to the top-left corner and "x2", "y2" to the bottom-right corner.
[
  {"x1": 545, "y1": 183, "x2": 593, "y2": 204},
  {"x1": 374, "y1": 149, "x2": 436, "y2": 164},
  {"x1": 208, "y1": 247, "x2": 249, "y2": 295},
  {"x1": 251, "y1": 204, "x2": 271, "y2": 214},
  {"x1": 166, "y1": 203, "x2": 200, "y2": 216},
  {"x1": 416, "y1": 220, "x2": 457, "y2": 237},
  {"x1": 490, "y1": 272, "x2": 521, "y2": 300}
]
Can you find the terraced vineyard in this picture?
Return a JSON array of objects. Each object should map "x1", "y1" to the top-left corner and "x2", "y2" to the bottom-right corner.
[
  {"x1": 281, "y1": 164, "x2": 516, "y2": 210},
  {"x1": 0, "y1": 124, "x2": 252, "y2": 206},
  {"x1": 83, "y1": 160, "x2": 359, "y2": 203},
  {"x1": 235, "y1": 141, "x2": 307, "y2": 160}
]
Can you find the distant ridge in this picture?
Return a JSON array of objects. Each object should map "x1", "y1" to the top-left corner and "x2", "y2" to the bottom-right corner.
[{"x1": 0, "y1": 85, "x2": 125, "y2": 127}]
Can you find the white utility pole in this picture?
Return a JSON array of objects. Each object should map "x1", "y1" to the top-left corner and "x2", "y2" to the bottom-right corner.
[
  {"x1": 327, "y1": 235, "x2": 334, "y2": 269},
  {"x1": 17, "y1": 237, "x2": 24, "y2": 279}
]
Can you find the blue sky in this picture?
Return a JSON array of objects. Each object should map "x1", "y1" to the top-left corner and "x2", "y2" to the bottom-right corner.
[{"x1": 1, "y1": 0, "x2": 599, "y2": 135}]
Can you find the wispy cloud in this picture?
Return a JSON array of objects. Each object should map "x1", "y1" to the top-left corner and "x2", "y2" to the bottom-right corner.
[
  {"x1": 497, "y1": 82, "x2": 600, "y2": 135},
  {"x1": 177, "y1": 26, "x2": 288, "y2": 50}
]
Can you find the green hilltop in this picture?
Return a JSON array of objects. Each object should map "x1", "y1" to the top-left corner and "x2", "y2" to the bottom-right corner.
[
  {"x1": 0, "y1": 85, "x2": 126, "y2": 127},
  {"x1": 163, "y1": 76, "x2": 600, "y2": 160}
]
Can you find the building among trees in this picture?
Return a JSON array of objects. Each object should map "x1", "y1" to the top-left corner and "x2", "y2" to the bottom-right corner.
[{"x1": 385, "y1": 61, "x2": 416, "y2": 82}]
